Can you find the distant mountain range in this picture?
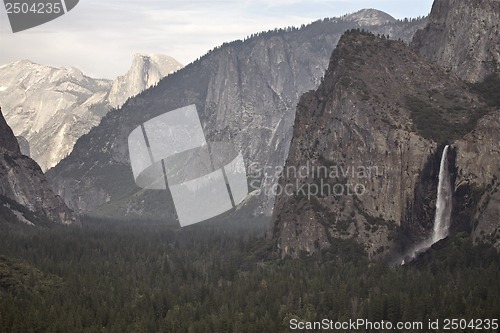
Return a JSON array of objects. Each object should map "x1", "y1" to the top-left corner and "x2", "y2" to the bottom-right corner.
[
  {"x1": 0, "y1": 54, "x2": 183, "y2": 171},
  {"x1": 0, "y1": 1, "x2": 498, "y2": 258}
]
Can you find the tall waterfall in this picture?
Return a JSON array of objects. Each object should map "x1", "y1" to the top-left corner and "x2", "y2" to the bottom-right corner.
[
  {"x1": 402, "y1": 145, "x2": 453, "y2": 264},
  {"x1": 432, "y1": 145, "x2": 452, "y2": 243}
]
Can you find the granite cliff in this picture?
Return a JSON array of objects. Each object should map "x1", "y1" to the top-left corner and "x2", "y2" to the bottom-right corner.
[
  {"x1": 412, "y1": 0, "x2": 500, "y2": 83},
  {"x1": 272, "y1": 30, "x2": 499, "y2": 259},
  {"x1": 409, "y1": 0, "x2": 500, "y2": 250}
]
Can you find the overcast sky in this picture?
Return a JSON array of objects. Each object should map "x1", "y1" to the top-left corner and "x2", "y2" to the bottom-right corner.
[{"x1": 0, "y1": 0, "x2": 434, "y2": 79}]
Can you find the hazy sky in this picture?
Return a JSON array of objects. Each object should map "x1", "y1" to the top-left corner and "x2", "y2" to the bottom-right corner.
[{"x1": 0, "y1": 0, "x2": 434, "y2": 79}]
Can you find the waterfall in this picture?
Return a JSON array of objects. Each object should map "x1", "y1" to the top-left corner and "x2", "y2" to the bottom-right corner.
[
  {"x1": 402, "y1": 145, "x2": 453, "y2": 264},
  {"x1": 432, "y1": 145, "x2": 452, "y2": 243}
]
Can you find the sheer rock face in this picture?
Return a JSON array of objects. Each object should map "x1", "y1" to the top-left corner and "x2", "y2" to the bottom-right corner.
[
  {"x1": 412, "y1": 0, "x2": 500, "y2": 83},
  {"x1": 46, "y1": 14, "x2": 427, "y2": 218},
  {"x1": 272, "y1": 31, "x2": 499, "y2": 259},
  {"x1": 454, "y1": 111, "x2": 500, "y2": 250},
  {"x1": 0, "y1": 108, "x2": 77, "y2": 226},
  {"x1": 108, "y1": 54, "x2": 183, "y2": 108},
  {"x1": 273, "y1": 32, "x2": 435, "y2": 259}
]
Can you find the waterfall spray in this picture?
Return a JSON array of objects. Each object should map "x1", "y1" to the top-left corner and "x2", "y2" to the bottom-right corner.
[{"x1": 432, "y1": 145, "x2": 452, "y2": 243}]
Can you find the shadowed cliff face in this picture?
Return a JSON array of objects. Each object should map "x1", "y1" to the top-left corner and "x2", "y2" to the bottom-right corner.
[
  {"x1": 46, "y1": 16, "x2": 427, "y2": 219},
  {"x1": 454, "y1": 110, "x2": 500, "y2": 250},
  {"x1": 0, "y1": 108, "x2": 19, "y2": 153},
  {"x1": 272, "y1": 30, "x2": 499, "y2": 259},
  {"x1": 0, "y1": 108, "x2": 77, "y2": 226},
  {"x1": 412, "y1": 0, "x2": 500, "y2": 83}
]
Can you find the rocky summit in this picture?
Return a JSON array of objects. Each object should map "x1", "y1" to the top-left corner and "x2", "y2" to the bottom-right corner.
[
  {"x1": 343, "y1": 9, "x2": 397, "y2": 26},
  {"x1": 272, "y1": 29, "x2": 500, "y2": 259},
  {"x1": 108, "y1": 54, "x2": 183, "y2": 108},
  {"x1": 0, "y1": 107, "x2": 77, "y2": 226}
]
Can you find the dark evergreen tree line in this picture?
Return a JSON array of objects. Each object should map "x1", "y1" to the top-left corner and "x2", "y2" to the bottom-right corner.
[{"x1": 0, "y1": 217, "x2": 498, "y2": 332}]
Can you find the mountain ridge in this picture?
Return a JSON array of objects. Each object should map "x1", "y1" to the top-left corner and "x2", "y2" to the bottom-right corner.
[{"x1": 46, "y1": 13, "x2": 428, "y2": 219}]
